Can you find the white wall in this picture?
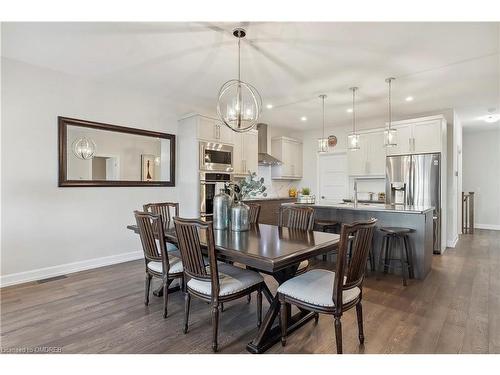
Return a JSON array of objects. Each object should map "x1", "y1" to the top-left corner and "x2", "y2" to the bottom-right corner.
[
  {"x1": 1, "y1": 58, "x2": 179, "y2": 285},
  {"x1": 462, "y1": 127, "x2": 500, "y2": 229}
]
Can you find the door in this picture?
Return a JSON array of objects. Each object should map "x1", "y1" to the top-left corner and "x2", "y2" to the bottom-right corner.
[
  {"x1": 411, "y1": 153, "x2": 441, "y2": 251},
  {"x1": 386, "y1": 124, "x2": 412, "y2": 155},
  {"x1": 412, "y1": 120, "x2": 441, "y2": 153},
  {"x1": 386, "y1": 155, "x2": 412, "y2": 205},
  {"x1": 318, "y1": 153, "x2": 348, "y2": 205}
]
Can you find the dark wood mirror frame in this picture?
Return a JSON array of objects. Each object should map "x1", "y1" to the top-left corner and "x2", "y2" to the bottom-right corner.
[{"x1": 58, "y1": 116, "x2": 176, "y2": 187}]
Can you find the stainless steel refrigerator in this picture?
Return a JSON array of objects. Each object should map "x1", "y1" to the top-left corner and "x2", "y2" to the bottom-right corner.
[{"x1": 386, "y1": 153, "x2": 441, "y2": 253}]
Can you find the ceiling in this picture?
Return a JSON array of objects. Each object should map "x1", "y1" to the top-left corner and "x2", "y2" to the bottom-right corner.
[{"x1": 2, "y1": 22, "x2": 499, "y2": 130}]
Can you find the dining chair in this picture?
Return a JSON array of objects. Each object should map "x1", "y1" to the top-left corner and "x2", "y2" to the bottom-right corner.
[
  {"x1": 134, "y1": 211, "x2": 184, "y2": 318},
  {"x1": 143, "y1": 202, "x2": 179, "y2": 252},
  {"x1": 278, "y1": 205, "x2": 315, "y2": 274},
  {"x1": 277, "y1": 218, "x2": 377, "y2": 354},
  {"x1": 247, "y1": 203, "x2": 261, "y2": 224},
  {"x1": 173, "y1": 217, "x2": 265, "y2": 352}
]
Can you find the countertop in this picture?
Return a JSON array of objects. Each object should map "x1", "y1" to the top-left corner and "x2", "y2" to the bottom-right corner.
[
  {"x1": 242, "y1": 197, "x2": 297, "y2": 202},
  {"x1": 285, "y1": 202, "x2": 434, "y2": 214}
]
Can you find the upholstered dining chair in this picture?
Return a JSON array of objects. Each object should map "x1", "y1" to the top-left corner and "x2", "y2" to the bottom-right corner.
[
  {"x1": 143, "y1": 202, "x2": 179, "y2": 252},
  {"x1": 134, "y1": 211, "x2": 184, "y2": 319},
  {"x1": 173, "y1": 217, "x2": 265, "y2": 352},
  {"x1": 277, "y1": 218, "x2": 377, "y2": 354},
  {"x1": 278, "y1": 205, "x2": 315, "y2": 274}
]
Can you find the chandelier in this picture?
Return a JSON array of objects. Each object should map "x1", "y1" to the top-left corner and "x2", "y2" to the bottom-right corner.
[
  {"x1": 216, "y1": 28, "x2": 262, "y2": 133},
  {"x1": 347, "y1": 87, "x2": 360, "y2": 151},
  {"x1": 72, "y1": 137, "x2": 96, "y2": 160}
]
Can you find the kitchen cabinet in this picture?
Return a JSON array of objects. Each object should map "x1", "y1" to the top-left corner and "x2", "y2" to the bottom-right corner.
[
  {"x1": 386, "y1": 118, "x2": 443, "y2": 155},
  {"x1": 347, "y1": 130, "x2": 386, "y2": 176},
  {"x1": 197, "y1": 116, "x2": 234, "y2": 144},
  {"x1": 233, "y1": 129, "x2": 258, "y2": 176},
  {"x1": 271, "y1": 136, "x2": 303, "y2": 180}
]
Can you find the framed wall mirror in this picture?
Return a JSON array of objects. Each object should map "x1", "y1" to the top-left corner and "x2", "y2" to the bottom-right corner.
[{"x1": 58, "y1": 117, "x2": 176, "y2": 187}]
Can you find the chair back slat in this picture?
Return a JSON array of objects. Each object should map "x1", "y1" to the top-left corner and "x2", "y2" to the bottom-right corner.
[
  {"x1": 173, "y1": 218, "x2": 218, "y2": 287},
  {"x1": 332, "y1": 218, "x2": 377, "y2": 309},
  {"x1": 247, "y1": 204, "x2": 261, "y2": 224},
  {"x1": 134, "y1": 211, "x2": 170, "y2": 274},
  {"x1": 278, "y1": 206, "x2": 315, "y2": 231},
  {"x1": 143, "y1": 202, "x2": 179, "y2": 231}
]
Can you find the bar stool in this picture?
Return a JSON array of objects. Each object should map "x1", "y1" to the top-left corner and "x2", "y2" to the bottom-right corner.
[
  {"x1": 314, "y1": 220, "x2": 340, "y2": 261},
  {"x1": 378, "y1": 227, "x2": 415, "y2": 286}
]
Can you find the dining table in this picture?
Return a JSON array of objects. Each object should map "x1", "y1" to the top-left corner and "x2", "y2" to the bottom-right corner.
[{"x1": 127, "y1": 222, "x2": 339, "y2": 353}]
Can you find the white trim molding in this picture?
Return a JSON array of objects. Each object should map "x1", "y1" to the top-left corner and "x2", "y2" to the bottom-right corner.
[
  {"x1": 446, "y1": 236, "x2": 459, "y2": 248},
  {"x1": 0, "y1": 251, "x2": 143, "y2": 288},
  {"x1": 475, "y1": 223, "x2": 500, "y2": 231}
]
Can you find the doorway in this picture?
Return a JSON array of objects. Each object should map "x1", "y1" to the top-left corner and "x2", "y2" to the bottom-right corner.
[{"x1": 317, "y1": 152, "x2": 348, "y2": 205}]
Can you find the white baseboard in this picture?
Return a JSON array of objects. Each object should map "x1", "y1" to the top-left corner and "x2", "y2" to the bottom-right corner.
[
  {"x1": 0, "y1": 251, "x2": 143, "y2": 288},
  {"x1": 475, "y1": 223, "x2": 500, "y2": 231},
  {"x1": 447, "y1": 237, "x2": 459, "y2": 248}
]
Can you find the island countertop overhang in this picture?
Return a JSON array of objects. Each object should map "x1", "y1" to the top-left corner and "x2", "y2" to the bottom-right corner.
[{"x1": 284, "y1": 202, "x2": 434, "y2": 215}]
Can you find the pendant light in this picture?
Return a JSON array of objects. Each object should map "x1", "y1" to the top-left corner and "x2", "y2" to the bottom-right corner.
[
  {"x1": 384, "y1": 77, "x2": 397, "y2": 147},
  {"x1": 317, "y1": 94, "x2": 328, "y2": 152},
  {"x1": 216, "y1": 28, "x2": 262, "y2": 133},
  {"x1": 347, "y1": 87, "x2": 360, "y2": 151},
  {"x1": 72, "y1": 137, "x2": 96, "y2": 160}
]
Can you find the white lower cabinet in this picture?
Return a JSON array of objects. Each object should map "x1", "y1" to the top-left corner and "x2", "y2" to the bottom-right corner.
[
  {"x1": 271, "y1": 136, "x2": 303, "y2": 180},
  {"x1": 233, "y1": 130, "x2": 258, "y2": 176}
]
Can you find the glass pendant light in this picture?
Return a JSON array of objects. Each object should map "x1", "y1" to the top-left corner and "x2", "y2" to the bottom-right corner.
[
  {"x1": 72, "y1": 137, "x2": 96, "y2": 160},
  {"x1": 384, "y1": 77, "x2": 397, "y2": 147},
  {"x1": 317, "y1": 94, "x2": 328, "y2": 152},
  {"x1": 347, "y1": 87, "x2": 360, "y2": 151},
  {"x1": 216, "y1": 28, "x2": 262, "y2": 133}
]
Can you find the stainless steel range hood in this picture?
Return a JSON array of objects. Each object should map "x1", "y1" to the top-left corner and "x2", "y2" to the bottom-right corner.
[{"x1": 257, "y1": 123, "x2": 282, "y2": 166}]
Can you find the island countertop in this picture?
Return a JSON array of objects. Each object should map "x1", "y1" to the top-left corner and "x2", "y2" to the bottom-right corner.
[{"x1": 285, "y1": 202, "x2": 434, "y2": 214}]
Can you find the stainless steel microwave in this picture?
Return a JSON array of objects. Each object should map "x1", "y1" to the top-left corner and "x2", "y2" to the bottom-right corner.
[{"x1": 199, "y1": 142, "x2": 234, "y2": 172}]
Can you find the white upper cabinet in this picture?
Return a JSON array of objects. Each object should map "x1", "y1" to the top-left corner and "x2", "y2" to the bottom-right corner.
[
  {"x1": 386, "y1": 116, "x2": 445, "y2": 155},
  {"x1": 347, "y1": 130, "x2": 386, "y2": 176},
  {"x1": 233, "y1": 129, "x2": 258, "y2": 176},
  {"x1": 271, "y1": 136, "x2": 303, "y2": 180},
  {"x1": 196, "y1": 116, "x2": 234, "y2": 144}
]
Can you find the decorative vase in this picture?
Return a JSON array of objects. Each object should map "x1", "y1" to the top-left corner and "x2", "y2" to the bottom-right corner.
[
  {"x1": 213, "y1": 189, "x2": 232, "y2": 230},
  {"x1": 231, "y1": 201, "x2": 250, "y2": 232}
]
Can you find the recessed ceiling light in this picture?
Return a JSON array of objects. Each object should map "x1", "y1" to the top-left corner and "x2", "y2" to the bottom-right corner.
[
  {"x1": 346, "y1": 108, "x2": 353, "y2": 113},
  {"x1": 300, "y1": 116, "x2": 307, "y2": 121},
  {"x1": 483, "y1": 114, "x2": 500, "y2": 123},
  {"x1": 266, "y1": 104, "x2": 273, "y2": 109},
  {"x1": 405, "y1": 96, "x2": 414, "y2": 102}
]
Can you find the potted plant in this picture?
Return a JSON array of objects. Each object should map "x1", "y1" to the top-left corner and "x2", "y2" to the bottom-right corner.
[{"x1": 298, "y1": 187, "x2": 315, "y2": 204}]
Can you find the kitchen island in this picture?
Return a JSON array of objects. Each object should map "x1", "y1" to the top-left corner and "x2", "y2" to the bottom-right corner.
[{"x1": 284, "y1": 202, "x2": 434, "y2": 279}]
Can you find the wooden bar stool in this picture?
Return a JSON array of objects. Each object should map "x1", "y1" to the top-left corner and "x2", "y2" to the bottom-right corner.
[
  {"x1": 378, "y1": 227, "x2": 415, "y2": 286},
  {"x1": 314, "y1": 220, "x2": 340, "y2": 261}
]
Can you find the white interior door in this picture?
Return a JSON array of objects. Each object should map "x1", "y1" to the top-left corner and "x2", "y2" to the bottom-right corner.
[{"x1": 318, "y1": 153, "x2": 348, "y2": 205}]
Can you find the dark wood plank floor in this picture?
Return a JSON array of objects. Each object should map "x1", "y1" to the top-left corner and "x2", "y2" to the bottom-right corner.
[{"x1": 1, "y1": 229, "x2": 499, "y2": 354}]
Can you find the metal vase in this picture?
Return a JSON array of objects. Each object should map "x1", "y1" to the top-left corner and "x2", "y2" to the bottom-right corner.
[
  {"x1": 231, "y1": 201, "x2": 250, "y2": 232},
  {"x1": 213, "y1": 189, "x2": 232, "y2": 230}
]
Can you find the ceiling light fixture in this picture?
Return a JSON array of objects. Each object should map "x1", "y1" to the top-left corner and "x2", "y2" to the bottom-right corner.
[
  {"x1": 405, "y1": 96, "x2": 414, "y2": 102},
  {"x1": 483, "y1": 114, "x2": 500, "y2": 123},
  {"x1": 346, "y1": 108, "x2": 353, "y2": 113},
  {"x1": 72, "y1": 137, "x2": 96, "y2": 160},
  {"x1": 347, "y1": 87, "x2": 360, "y2": 151},
  {"x1": 216, "y1": 28, "x2": 262, "y2": 133},
  {"x1": 384, "y1": 77, "x2": 397, "y2": 148},
  {"x1": 266, "y1": 104, "x2": 273, "y2": 109},
  {"x1": 301, "y1": 116, "x2": 307, "y2": 121},
  {"x1": 317, "y1": 94, "x2": 328, "y2": 153}
]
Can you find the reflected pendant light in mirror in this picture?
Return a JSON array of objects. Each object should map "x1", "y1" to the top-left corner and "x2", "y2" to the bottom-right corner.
[
  {"x1": 347, "y1": 87, "x2": 360, "y2": 151},
  {"x1": 72, "y1": 137, "x2": 96, "y2": 160},
  {"x1": 384, "y1": 77, "x2": 397, "y2": 147},
  {"x1": 216, "y1": 28, "x2": 262, "y2": 133},
  {"x1": 317, "y1": 94, "x2": 328, "y2": 152}
]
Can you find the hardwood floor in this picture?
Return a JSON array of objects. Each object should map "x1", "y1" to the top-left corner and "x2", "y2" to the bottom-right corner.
[{"x1": 1, "y1": 229, "x2": 499, "y2": 354}]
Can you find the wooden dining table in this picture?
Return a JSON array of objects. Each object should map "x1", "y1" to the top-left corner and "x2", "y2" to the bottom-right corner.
[{"x1": 127, "y1": 222, "x2": 339, "y2": 353}]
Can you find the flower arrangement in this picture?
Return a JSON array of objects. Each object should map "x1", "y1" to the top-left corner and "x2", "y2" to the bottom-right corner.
[{"x1": 238, "y1": 172, "x2": 267, "y2": 199}]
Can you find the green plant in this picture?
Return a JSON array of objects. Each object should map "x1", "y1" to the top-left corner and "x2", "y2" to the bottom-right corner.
[
  {"x1": 301, "y1": 187, "x2": 310, "y2": 195},
  {"x1": 238, "y1": 172, "x2": 267, "y2": 199}
]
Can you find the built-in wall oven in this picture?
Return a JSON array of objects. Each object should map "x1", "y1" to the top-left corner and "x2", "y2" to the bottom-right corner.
[
  {"x1": 200, "y1": 172, "x2": 233, "y2": 220},
  {"x1": 199, "y1": 142, "x2": 234, "y2": 172}
]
